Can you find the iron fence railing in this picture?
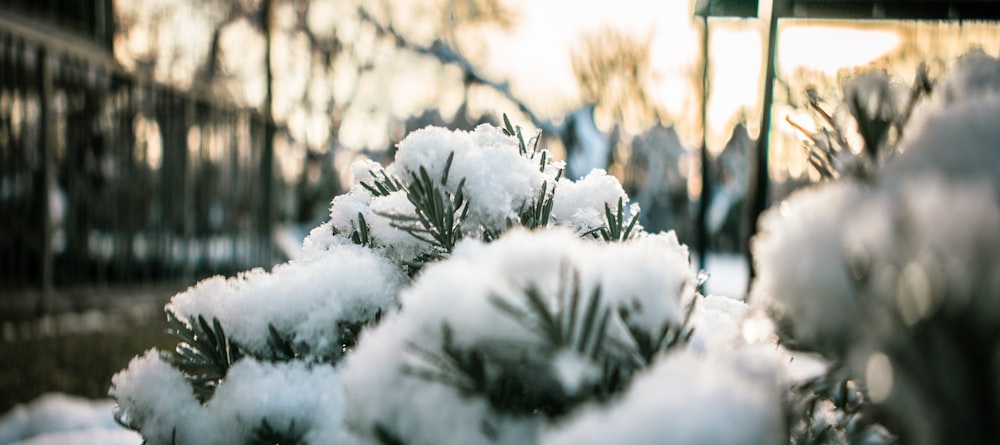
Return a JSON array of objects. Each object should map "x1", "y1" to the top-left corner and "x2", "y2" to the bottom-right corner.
[{"x1": 0, "y1": 19, "x2": 280, "y2": 306}]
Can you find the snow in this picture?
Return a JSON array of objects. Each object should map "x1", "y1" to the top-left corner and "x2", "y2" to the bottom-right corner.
[
  {"x1": 0, "y1": 394, "x2": 140, "y2": 445},
  {"x1": 542, "y1": 349, "x2": 784, "y2": 445},
  {"x1": 109, "y1": 352, "x2": 347, "y2": 444},
  {"x1": 750, "y1": 181, "x2": 868, "y2": 355},
  {"x1": 2, "y1": 252, "x2": 753, "y2": 445},
  {"x1": 339, "y1": 227, "x2": 700, "y2": 444},
  {"x1": 39, "y1": 75, "x2": 1000, "y2": 442},
  {"x1": 308, "y1": 123, "x2": 563, "y2": 265},
  {"x1": 550, "y1": 169, "x2": 632, "y2": 234},
  {"x1": 389, "y1": 125, "x2": 545, "y2": 231},
  {"x1": 165, "y1": 242, "x2": 406, "y2": 358},
  {"x1": 697, "y1": 252, "x2": 749, "y2": 299}
]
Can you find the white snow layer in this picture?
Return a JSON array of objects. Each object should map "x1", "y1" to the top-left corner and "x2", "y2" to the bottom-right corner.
[
  {"x1": 109, "y1": 352, "x2": 346, "y2": 444},
  {"x1": 542, "y1": 350, "x2": 784, "y2": 445},
  {"x1": 166, "y1": 242, "x2": 406, "y2": 358},
  {"x1": 303, "y1": 124, "x2": 639, "y2": 266}
]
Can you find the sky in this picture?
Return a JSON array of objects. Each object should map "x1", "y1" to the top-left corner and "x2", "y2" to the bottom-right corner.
[
  {"x1": 451, "y1": 0, "x2": 913, "y2": 150},
  {"x1": 111, "y1": 0, "x2": 1000, "y2": 182}
]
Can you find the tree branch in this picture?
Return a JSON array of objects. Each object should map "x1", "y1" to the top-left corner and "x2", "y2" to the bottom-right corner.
[{"x1": 357, "y1": 7, "x2": 559, "y2": 135}]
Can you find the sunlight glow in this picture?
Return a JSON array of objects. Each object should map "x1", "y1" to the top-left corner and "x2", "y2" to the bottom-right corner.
[{"x1": 779, "y1": 25, "x2": 902, "y2": 74}]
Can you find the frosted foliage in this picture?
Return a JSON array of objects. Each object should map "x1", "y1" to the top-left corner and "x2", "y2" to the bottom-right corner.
[
  {"x1": 301, "y1": 124, "x2": 579, "y2": 266},
  {"x1": 367, "y1": 191, "x2": 429, "y2": 252},
  {"x1": 341, "y1": 228, "x2": 696, "y2": 445},
  {"x1": 166, "y1": 243, "x2": 405, "y2": 357},
  {"x1": 542, "y1": 350, "x2": 784, "y2": 445},
  {"x1": 904, "y1": 51, "x2": 1000, "y2": 159},
  {"x1": 751, "y1": 182, "x2": 866, "y2": 354},
  {"x1": 388, "y1": 124, "x2": 545, "y2": 229},
  {"x1": 551, "y1": 170, "x2": 630, "y2": 233},
  {"x1": 340, "y1": 315, "x2": 541, "y2": 445},
  {"x1": 111, "y1": 354, "x2": 345, "y2": 444},
  {"x1": 350, "y1": 159, "x2": 384, "y2": 186}
]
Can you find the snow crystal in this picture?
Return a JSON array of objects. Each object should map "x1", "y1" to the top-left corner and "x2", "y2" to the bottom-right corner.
[
  {"x1": 888, "y1": 96, "x2": 1000, "y2": 188},
  {"x1": 340, "y1": 307, "x2": 542, "y2": 445},
  {"x1": 304, "y1": 124, "x2": 565, "y2": 265},
  {"x1": 349, "y1": 158, "x2": 386, "y2": 187},
  {"x1": 542, "y1": 349, "x2": 784, "y2": 445}
]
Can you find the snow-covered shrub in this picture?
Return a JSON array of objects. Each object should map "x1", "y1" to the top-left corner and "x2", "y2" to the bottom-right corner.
[
  {"x1": 752, "y1": 51, "x2": 1000, "y2": 445},
  {"x1": 339, "y1": 228, "x2": 700, "y2": 444},
  {"x1": 112, "y1": 118, "x2": 777, "y2": 444},
  {"x1": 303, "y1": 123, "x2": 630, "y2": 272}
]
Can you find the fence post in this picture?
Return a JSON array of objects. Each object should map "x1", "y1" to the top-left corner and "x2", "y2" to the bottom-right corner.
[
  {"x1": 747, "y1": 2, "x2": 782, "y2": 282},
  {"x1": 37, "y1": 46, "x2": 53, "y2": 313},
  {"x1": 182, "y1": 97, "x2": 196, "y2": 283},
  {"x1": 260, "y1": 0, "x2": 275, "y2": 266}
]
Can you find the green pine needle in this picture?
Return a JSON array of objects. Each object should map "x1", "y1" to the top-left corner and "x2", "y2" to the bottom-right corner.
[
  {"x1": 350, "y1": 212, "x2": 372, "y2": 247},
  {"x1": 488, "y1": 265, "x2": 610, "y2": 360},
  {"x1": 250, "y1": 419, "x2": 306, "y2": 445},
  {"x1": 162, "y1": 311, "x2": 244, "y2": 402},
  {"x1": 402, "y1": 324, "x2": 489, "y2": 396},
  {"x1": 379, "y1": 152, "x2": 470, "y2": 256},
  {"x1": 518, "y1": 181, "x2": 555, "y2": 229},
  {"x1": 359, "y1": 168, "x2": 404, "y2": 197},
  {"x1": 595, "y1": 197, "x2": 640, "y2": 242}
]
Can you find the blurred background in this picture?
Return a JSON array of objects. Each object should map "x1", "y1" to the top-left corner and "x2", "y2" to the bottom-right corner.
[{"x1": 1, "y1": 0, "x2": 998, "y2": 412}]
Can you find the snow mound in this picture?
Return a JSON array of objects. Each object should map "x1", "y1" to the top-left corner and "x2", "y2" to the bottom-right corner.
[{"x1": 0, "y1": 394, "x2": 140, "y2": 445}]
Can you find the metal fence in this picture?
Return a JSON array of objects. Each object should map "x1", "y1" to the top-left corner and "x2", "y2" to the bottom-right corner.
[{"x1": 0, "y1": 22, "x2": 279, "y2": 301}]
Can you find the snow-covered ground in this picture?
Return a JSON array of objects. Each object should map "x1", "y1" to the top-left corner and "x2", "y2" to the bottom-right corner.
[
  {"x1": 696, "y1": 252, "x2": 749, "y2": 299},
  {"x1": 0, "y1": 394, "x2": 140, "y2": 445}
]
